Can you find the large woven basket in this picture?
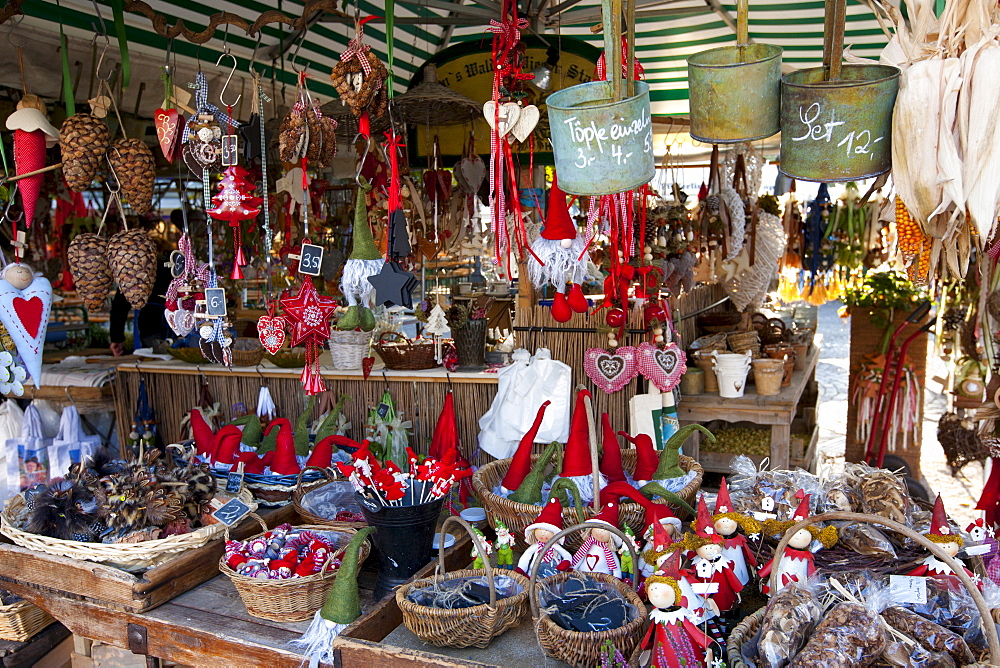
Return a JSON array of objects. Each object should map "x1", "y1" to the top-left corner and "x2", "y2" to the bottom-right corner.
[
  {"x1": 530, "y1": 522, "x2": 645, "y2": 668},
  {"x1": 329, "y1": 330, "x2": 373, "y2": 370},
  {"x1": 230, "y1": 338, "x2": 266, "y2": 367},
  {"x1": 725, "y1": 607, "x2": 765, "y2": 668},
  {"x1": 292, "y1": 467, "x2": 367, "y2": 531},
  {"x1": 0, "y1": 599, "x2": 54, "y2": 642},
  {"x1": 472, "y1": 451, "x2": 702, "y2": 551},
  {"x1": 220, "y1": 524, "x2": 371, "y2": 622},
  {"x1": 396, "y1": 516, "x2": 529, "y2": 648},
  {"x1": 375, "y1": 331, "x2": 438, "y2": 371},
  {"x1": 0, "y1": 488, "x2": 257, "y2": 572}
]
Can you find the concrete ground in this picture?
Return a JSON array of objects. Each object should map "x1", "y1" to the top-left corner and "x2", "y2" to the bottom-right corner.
[{"x1": 814, "y1": 301, "x2": 983, "y2": 526}]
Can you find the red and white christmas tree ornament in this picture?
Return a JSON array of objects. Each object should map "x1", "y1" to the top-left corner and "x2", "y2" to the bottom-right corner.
[{"x1": 206, "y1": 165, "x2": 262, "y2": 280}]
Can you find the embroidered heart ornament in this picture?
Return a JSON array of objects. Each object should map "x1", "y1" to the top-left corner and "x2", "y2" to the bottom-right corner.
[
  {"x1": 166, "y1": 307, "x2": 195, "y2": 337},
  {"x1": 0, "y1": 275, "x2": 51, "y2": 385},
  {"x1": 637, "y1": 341, "x2": 687, "y2": 392},
  {"x1": 510, "y1": 104, "x2": 540, "y2": 143},
  {"x1": 154, "y1": 108, "x2": 182, "y2": 162},
  {"x1": 361, "y1": 356, "x2": 375, "y2": 379},
  {"x1": 257, "y1": 315, "x2": 286, "y2": 355},
  {"x1": 584, "y1": 347, "x2": 638, "y2": 393}
]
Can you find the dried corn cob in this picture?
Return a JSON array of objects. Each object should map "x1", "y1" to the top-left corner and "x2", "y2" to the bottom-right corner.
[{"x1": 895, "y1": 196, "x2": 924, "y2": 262}]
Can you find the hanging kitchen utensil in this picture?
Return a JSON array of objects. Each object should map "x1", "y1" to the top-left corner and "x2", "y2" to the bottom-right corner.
[
  {"x1": 779, "y1": 0, "x2": 900, "y2": 181},
  {"x1": 687, "y1": 0, "x2": 782, "y2": 143},
  {"x1": 545, "y1": 0, "x2": 655, "y2": 196}
]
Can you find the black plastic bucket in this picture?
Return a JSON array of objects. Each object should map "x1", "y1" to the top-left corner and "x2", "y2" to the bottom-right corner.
[{"x1": 356, "y1": 494, "x2": 445, "y2": 600}]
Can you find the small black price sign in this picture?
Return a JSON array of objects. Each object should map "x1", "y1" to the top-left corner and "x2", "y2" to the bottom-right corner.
[
  {"x1": 298, "y1": 243, "x2": 324, "y2": 276},
  {"x1": 377, "y1": 402, "x2": 391, "y2": 419},
  {"x1": 225, "y1": 470, "x2": 245, "y2": 494},
  {"x1": 167, "y1": 250, "x2": 186, "y2": 278},
  {"x1": 221, "y1": 134, "x2": 239, "y2": 166},
  {"x1": 205, "y1": 288, "x2": 227, "y2": 317},
  {"x1": 211, "y1": 497, "x2": 252, "y2": 526}
]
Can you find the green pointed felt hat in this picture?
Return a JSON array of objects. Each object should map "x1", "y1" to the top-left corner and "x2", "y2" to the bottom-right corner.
[
  {"x1": 320, "y1": 527, "x2": 375, "y2": 624},
  {"x1": 349, "y1": 181, "x2": 381, "y2": 261}
]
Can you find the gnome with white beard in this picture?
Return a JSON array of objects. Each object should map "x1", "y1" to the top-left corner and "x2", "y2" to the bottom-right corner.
[{"x1": 528, "y1": 176, "x2": 590, "y2": 323}]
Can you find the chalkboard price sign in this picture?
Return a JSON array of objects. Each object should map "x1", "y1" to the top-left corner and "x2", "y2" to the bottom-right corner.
[
  {"x1": 205, "y1": 288, "x2": 227, "y2": 317},
  {"x1": 221, "y1": 134, "x2": 239, "y2": 167},
  {"x1": 211, "y1": 497, "x2": 252, "y2": 526},
  {"x1": 167, "y1": 250, "x2": 186, "y2": 278},
  {"x1": 225, "y1": 470, "x2": 245, "y2": 494},
  {"x1": 298, "y1": 243, "x2": 324, "y2": 276}
]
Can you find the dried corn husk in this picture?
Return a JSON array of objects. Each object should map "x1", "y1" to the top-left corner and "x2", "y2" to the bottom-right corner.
[
  {"x1": 67, "y1": 234, "x2": 113, "y2": 311},
  {"x1": 959, "y1": 30, "x2": 1000, "y2": 241},
  {"x1": 107, "y1": 229, "x2": 157, "y2": 309}
]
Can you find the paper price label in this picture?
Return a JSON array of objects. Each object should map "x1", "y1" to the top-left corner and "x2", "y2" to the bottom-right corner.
[
  {"x1": 889, "y1": 575, "x2": 927, "y2": 605},
  {"x1": 690, "y1": 582, "x2": 720, "y2": 595},
  {"x1": 964, "y1": 543, "x2": 993, "y2": 556},
  {"x1": 297, "y1": 243, "x2": 324, "y2": 276}
]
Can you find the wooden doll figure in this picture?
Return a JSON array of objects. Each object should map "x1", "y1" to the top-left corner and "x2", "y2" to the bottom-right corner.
[
  {"x1": 494, "y1": 519, "x2": 515, "y2": 570},
  {"x1": 908, "y1": 495, "x2": 980, "y2": 589},
  {"x1": 759, "y1": 492, "x2": 838, "y2": 596},
  {"x1": 640, "y1": 521, "x2": 711, "y2": 622},
  {"x1": 516, "y1": 497, "x2": 572, "y2": 578},
  {"x1": 713, "y1": 477, "x2": 761, "y2": 586},
  {"x1": 639, "y1": 551, "x2": 714, "y2": 668},
  {"x1": 685, "y1": 496, "x2": 743, "y2": 615},
  {"x1": 571, "y1": 501, "x2": 623, "y2": 578}
]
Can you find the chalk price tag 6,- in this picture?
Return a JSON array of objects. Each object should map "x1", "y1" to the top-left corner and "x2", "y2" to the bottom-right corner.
[
  {"x1": 205, "y1": 288, "x2": 227, "y2": 317},
  {"x1": 297, "y1": 243, "x2": 324, "y2": 276}
]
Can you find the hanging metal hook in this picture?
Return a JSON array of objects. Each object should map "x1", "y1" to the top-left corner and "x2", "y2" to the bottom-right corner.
[
  {"x1": 353, "y1": 134, "x2": 371, "y2": 187},
  {"x1": 163, "y1": 37, "x2": 174, "y2": 76},
  {"x1": 290, "y1": 30, "x2": 309, "y2": 74},
  {"x1": 105, "y1": 151, "x2": 123, "y2": 193},
  {"x1": 216, "y1": 51, "x2": 242, "y2": 107},
  {"x1": 248, "y1": 33, "x2": 264, "y2": 77},
  {"x1": 94, "y1": 34, "x2": 114, "y2": 82},
  {"x1": 5, "y1": 15, "x2": 27, "y2": 48}
]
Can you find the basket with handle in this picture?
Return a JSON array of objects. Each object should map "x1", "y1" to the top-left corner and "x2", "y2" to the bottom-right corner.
[
  {"x1": 396, "y1": 516, "x2": 530, "y2": 648},
  {"x1": 329, "y1": 329, "x2": 372, "y2": 370},
  {"x1": 219, "y1": 520, "x2": 371, "y2": 622},
  {"x1": 230, "y1": 337, "x2": 266, "y2": 367},
  {"x1": 529, "y1": 521, "x2": 645, "y2": 667},
  {"x1": 725, "y1": 607, "x2": 766, "y2": 668},
  {"x1": 374, "y1": 331, "x2": 438, "y2": 371},
  {"x1": 292, "y1": 466, "x2": 367, "y2": 530},
  {"x1": 0, "y1": 598, "x2": 54, "y2": 642}
]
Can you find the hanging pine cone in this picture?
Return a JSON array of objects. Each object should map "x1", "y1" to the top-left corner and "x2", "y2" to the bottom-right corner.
[
  {"x1": 278, "y1": 104, "x2": 307, "y2": 163},
  {"x1": 59, "y1": 113, "x2": 111, "y2": 192},
  {"x1": 107, "y1": 228, "x2": 157, "y2": 309},
  {"x1": 317, "y1": 115, "x2": 338, "y2": 168},
  {"x1": 67, "y1": 233, "x2": 113, "y2": 311},
  {"x1": 108, "y1": 138, "x2": 156, "y2": 213}
]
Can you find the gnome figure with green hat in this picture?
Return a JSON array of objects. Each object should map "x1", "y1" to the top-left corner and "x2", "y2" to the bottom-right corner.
[
  {"x1": 495, "y1": 519, "x2": 515, "y2": 569},
  {"x1": 337, "y1": 180, "x2": 383, "y2": 332},
  {"x1": 289, "y1": 527, "x2": 374, "y2": 667}
]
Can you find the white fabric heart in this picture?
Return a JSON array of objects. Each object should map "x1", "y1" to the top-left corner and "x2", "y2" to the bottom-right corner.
[
  {"x1": 483, "y1": 101, "x2": 521, "y2": 136},
  {"x1": 0, "y1": 275, "x2": 51, "y2": 385},
  {"x1": 510, "y1": 104, "x2": 540, "y2": 142}
]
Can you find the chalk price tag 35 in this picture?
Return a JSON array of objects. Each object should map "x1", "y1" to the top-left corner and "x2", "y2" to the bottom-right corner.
[
  {"x1": 211, "y1": 497, "x2": 252, "y2": 527},
  {"x1": 297, "y1": 243, "x2": 324, "y2": 276},
  {"x1": 889, "y1": 574, "x2": 927, "y2": 605},
  {"x1": 205, "y1": 288, "x2": 227, "y2": 317}
]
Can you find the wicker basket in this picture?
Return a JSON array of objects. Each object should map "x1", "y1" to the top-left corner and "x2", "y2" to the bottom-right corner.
[
  {"x1": 329, "y1": 330, "x2": 373, "y2": 370},
  {"x1": 697, "y1": 312, "x2": 742, "y2": 334},
  {"x1": 726, "y1": 330, "x2": 760, "y2": 354},
  {"x1": 688, "y1": 333, "x2": 728, "y2": 355},
  {"x1": 166, "y1": 346, "x2": 209, "y2": 364},
  {"x1": 396, "y1": 516, "x2": 529, "y2": 648},
  {"x1": 230, "y1": 338, "x2": 266, "y2": 367},
  {"x1": 269, "y1": 348, "x2": 307, "y2": 368},
  {"x1": 220, "y1": 524, "x2": 371, "y2": 622},
  {"x1": 375, "y1": 332, "x2": 438, "y2": 371},
  {"x1": 0, "y1": 599, "x2": 54, "y2": 642},
  {"x1": 530, "y1": 522, "x2": 645, "y2": 667},
  {"x1": 0, "y1": 489, "x2": 257, "y2": 572},
  {"x1": 472, "y1": 451, "x2": 703, "y2": 551},
  {"x1": 725, "y1": 607, "x2": 765, "y2": 668},
  {"x1": 292, "y1": 467, "x2": 368, "y2": 530}
]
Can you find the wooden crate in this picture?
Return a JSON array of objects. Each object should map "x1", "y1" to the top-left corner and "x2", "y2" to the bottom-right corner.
[
  {"x1": 0, "y1": 505, "x2": 293, "y2": 614},
  {"x1": 694, "y1": 422, "x2": 819, "y2": 474}
]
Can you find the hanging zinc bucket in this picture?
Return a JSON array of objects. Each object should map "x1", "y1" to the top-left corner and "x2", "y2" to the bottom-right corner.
[
  {"x1": 687, "y1": 0, "x2": 782, "y2": 143},
  {"x1": 779, "y1": 0, "x2": 899, "y2": 181},
  {"x1": 546, "y1": 0, "x2": 655, "y2": 195}
]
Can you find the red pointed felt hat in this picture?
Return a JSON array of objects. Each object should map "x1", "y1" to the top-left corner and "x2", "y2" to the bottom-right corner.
[
  {"x1": 502, "y1": 400, "x2": 551, "y2": 491},
  {"x1": 714, "y1": 477, "x2": 734, "y2": 515},
  {"x1": 268, "y1": 418, "x2": 300, "y2": 476},
  {"x1": 657, "y1": 544, "x2": 683, "y2": 580},
  {"x1": 430, "y1": 391, "x2": 458, "y2": 462},
  {"x1": 791, "y1": 492, "x2": 811, "y2": 522},
  {"x1": 694, "y1": 495, "x2": 723, "y2": 543},
  {"x1": 651, "y1": 515, "x2": 674, "y2": 553},
  {"x1": 561, "y1": 390, "x2": 593, "y2": 477},
  {"x1": 305, "y1": 435, "x2": 338, "y2": 469},
  {"x1": 643, "y1": 501, "x2": 681, "y2": 539},
  {"x1": 541, "y1": 176, "x2": 576, "y2": 241},
  {"x1": 599, "y1": 480, "x2": 648, "y2": 507},
  {"x1": 190, "y1": 408, "x2": 217, "y2": 459},
  {"x1": 524, "y1": 497, "x2": 565, "y2": 542},
  {"x1": 212, "y1": 425, "x2": 244, "y2": 466},
  {"x1": 600, "y1": 413, "x2": 626, "y2": 484},
  {"x1": 619, "y1": 431, "x2": 658, "y2": 481},
  {"x1": 929, "y1": 494, "x2": 952, "y2": 537}
]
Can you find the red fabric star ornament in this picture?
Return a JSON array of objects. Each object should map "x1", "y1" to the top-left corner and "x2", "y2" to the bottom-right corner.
[{"x1": 279, "y1": 277, "x2": 337, "y2": 347}]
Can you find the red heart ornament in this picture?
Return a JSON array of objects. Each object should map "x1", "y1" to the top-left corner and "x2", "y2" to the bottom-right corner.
[
  {"x1": 361, "y1": 356, "x2": 375, "y2": 379},
  {"x1": 584, "y1": 346, "x2": 638, "y2": 393},
  {"x1": 636, "y1": 341, "x2": 687, "y2": 392},
  {"x1": 257, "y1": 315, "x2": 286, "y2": 354},
  {"x1": 12, "y1": 296, "x2": 43, "y2": 338},
  {"x1": 154, "y1": 108, "x2": 182, "y2": 162}
]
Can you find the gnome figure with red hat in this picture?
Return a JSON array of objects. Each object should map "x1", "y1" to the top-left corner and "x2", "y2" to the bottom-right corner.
[
  {"x1": 555, "y1": 390, "x2": 606, "y2": 505},
  {"x1": 516, "y1": 497, "x2": 572, "y2": 578},
  {"x1": 498, "y1": 401, "x2": 551, "y2": 497},
  {"x1": 639, "y1": 550, "x2": 716, "y2": 668},
  {"x1": 527, "y1": 176, "x2": 591, "y2": 323},
  {"x1": 758, "y1": 492, "x2": 838, "y2": 596},
  {"x1": 966, "y1": 518, "x2": 1000, "y2": 586},
  {"x1": 907, "y1": 495, "x2": 980, "y2": 589},
  {"x1": 571, "y1": 502, "x2": 623, "y2": 578},
  {"x1": 712, "y1": 477, "x2": 761, "y2": 587},
  {"x1": 683, "y1": 496, "x2": 744, "y2": 615},
  {"x1": 639, "y1": 518, "x2": 710, "y2": 622}
]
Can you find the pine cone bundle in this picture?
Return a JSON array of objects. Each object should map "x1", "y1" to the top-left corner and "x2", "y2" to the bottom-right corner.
[
  {"x1": 107, "y1": 228, "x2": 157, "y2": 309},
  {"x1": 108, "y1": 138, "x2": 155, "y2": 213},
  {"x1": 59, "y1": 113, "x2": 111, "y2": 192},
  {"x1": 278, "y1": 104, "x2": 307, "y2": 163},
  {"x1": 330, "y1": 50, "x2": 389, "y2": 118},
  {"x1": 67, "y1": 233, "x2": 112, "y2": 311}
]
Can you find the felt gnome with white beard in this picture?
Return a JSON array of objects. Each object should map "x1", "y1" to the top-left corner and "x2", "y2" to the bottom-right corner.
[
  {"x1": 528, "y1": 176, "x2": 590, "y2": 323},
  {"x1": 337, "y1": 181, "x2": 383, "y2": 332}
]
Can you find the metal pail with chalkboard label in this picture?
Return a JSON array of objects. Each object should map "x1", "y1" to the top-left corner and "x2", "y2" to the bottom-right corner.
[
  {"x1": 778, "y1": 0, "x2": 899, "y2": 182},
  {"x1": 687, "y1": 0, "x2": 782, "y2": 144},
  {"x1": 546, "y1": 79, "x2": 656, "y2": 196}
]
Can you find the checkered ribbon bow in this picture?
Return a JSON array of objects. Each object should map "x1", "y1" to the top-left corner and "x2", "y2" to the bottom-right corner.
[{"x1": 181, "y1": 71, "x2": 238, "y2": 143}]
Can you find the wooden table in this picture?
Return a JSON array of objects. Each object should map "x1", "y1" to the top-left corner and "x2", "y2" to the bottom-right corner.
[{"x1": 679, "y1": 343, "x2": 821, "y2": 472}]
